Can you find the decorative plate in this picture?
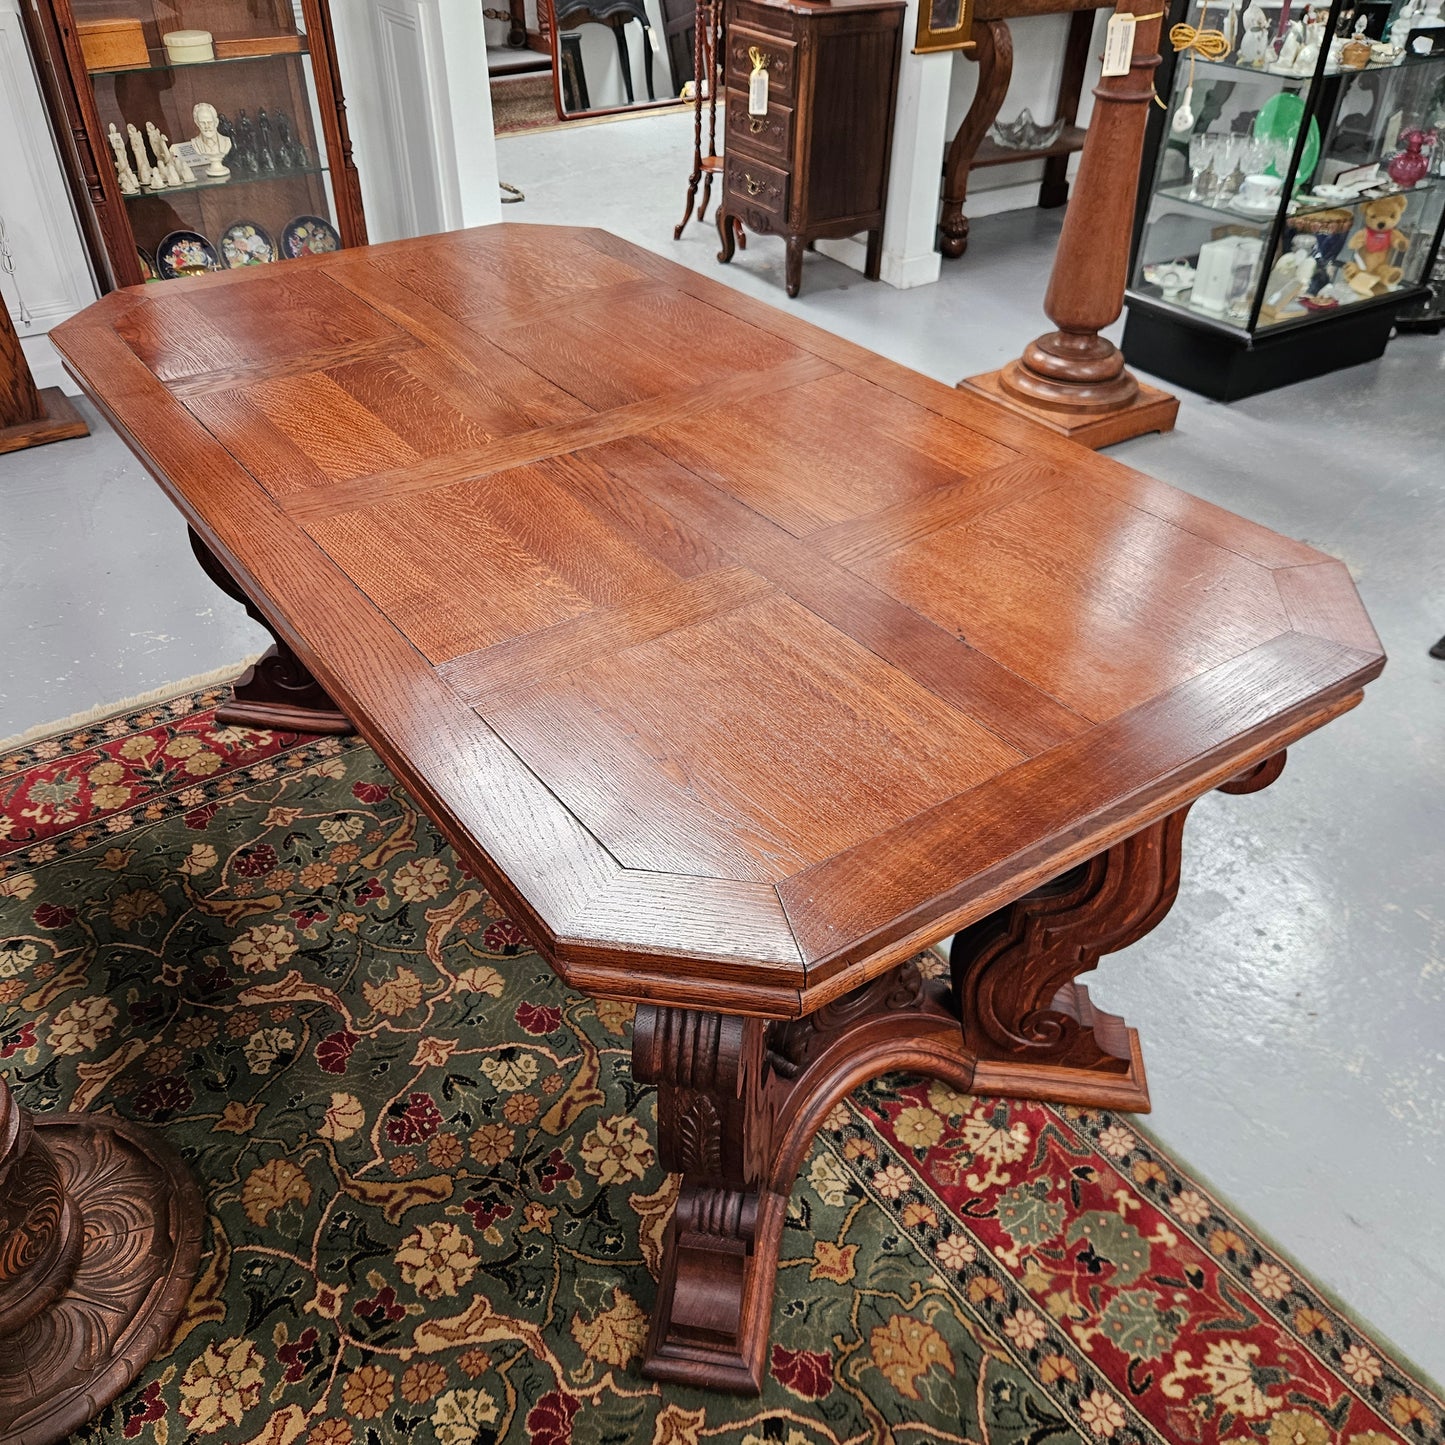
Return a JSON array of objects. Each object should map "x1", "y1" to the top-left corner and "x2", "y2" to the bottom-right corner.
[
  {"x1": 137, "y1": 248, "x2": 159, "y2": 282},
  {"x1": 281, "y1": 214, "x2": 341, "y2": 258},
  {"x1": 155, "y1": 230, "x2": 222, "y2": 279},
  {"x1": 219, "y1": 220, "x2": 278, "y2": 268}
]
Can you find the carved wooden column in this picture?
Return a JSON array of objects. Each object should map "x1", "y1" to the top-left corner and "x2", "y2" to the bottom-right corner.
[
  {"x1": 959, "y1": 0, "x2": 1180, "y2": 448},
  {"x1": 0, "y1": 1078, "x2": 203, "y2": 1445},
  {"x1": 188, "y1": 528, "x2": 355, "y2": 735},
  {"x1": 0, "y1": 299, "x2": 88, "y2": 457}
]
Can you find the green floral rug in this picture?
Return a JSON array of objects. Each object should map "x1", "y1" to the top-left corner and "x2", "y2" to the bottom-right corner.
[{"x1": 2, "y1": 687, "x2": 1441, "y2": 1445}]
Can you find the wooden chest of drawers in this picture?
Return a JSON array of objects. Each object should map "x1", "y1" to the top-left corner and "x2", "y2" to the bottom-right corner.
[{"x1": 717, "y1": 0, "x2": 905, "y2": 297}]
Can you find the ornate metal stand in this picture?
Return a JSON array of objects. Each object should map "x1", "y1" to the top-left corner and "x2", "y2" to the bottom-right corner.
[{"x1": 0, "y1": 1079, "x2": 204, "y2": 1445}]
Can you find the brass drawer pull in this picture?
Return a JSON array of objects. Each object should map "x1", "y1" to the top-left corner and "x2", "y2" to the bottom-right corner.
[
  {"x1": 744, "y1": 173, "x2": 764, "y2": 196},
  {"x1": 749, "y1": 116, "x2": 767, "y2": 134}
]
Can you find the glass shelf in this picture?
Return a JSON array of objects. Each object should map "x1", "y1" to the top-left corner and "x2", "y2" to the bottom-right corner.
[
  {"x1": 122, "y1": 163, "x2": 328, "y2": 201},
  {"x1": 1150, "y1": 175, "x2": 1445, "y2": 228},
  {"x1": 90, "y1": 45, "x2": 308, "y2": 76},
  {"x1": 1181, "y1": 46, "x2": 1445, "y2": 87}
]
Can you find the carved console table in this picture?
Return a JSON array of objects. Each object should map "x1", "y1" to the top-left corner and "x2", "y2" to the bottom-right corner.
[
  {"x1": 940, "y1": 0, "x2": 1112, "y2": 258},
  {"x1": 47, "y1": 224, "x2": 1382, "y2": 1398}
]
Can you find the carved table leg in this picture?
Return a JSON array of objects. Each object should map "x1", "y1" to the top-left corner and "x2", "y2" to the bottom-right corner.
[
  {"x1": 716, "y1": 207, "x2": 738, "y2": 264},
  {"x1": 635, "y1": 963, "x2": 972, "y2": 1392},
  {"x1": 188, "y1": 528, "x2": 354, "y2": 735},
  {"x1": 634, "y1": 754, "x2": 1287, "y2": 1392},
  {"x1": 940, "y1": 19, "x2": 1012, "y2": 259},
  {"x1": 0, "y1": 1078, "x2": 204, "y2": 1445}
]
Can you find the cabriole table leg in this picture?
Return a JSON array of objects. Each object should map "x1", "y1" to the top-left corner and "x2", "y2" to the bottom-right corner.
[
  {"x1": 188, "y1": 528, "x2": 354, "y2": 735},
  {"x1": 0, "y1": 1079, "x2": 203, "y2": 1445}
]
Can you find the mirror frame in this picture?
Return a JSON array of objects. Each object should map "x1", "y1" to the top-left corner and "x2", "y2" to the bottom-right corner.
[
  {"x1": 540, "y1": 0, "x2": 694, "y2": 122},
  {"x1": 913, "y1": 0, "x2": 975, "y2": 54}
]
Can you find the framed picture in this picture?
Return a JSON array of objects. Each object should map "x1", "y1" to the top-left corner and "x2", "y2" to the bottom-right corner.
[{"x1": 914, "y1": 0, "x2": 973, "y2": 53}]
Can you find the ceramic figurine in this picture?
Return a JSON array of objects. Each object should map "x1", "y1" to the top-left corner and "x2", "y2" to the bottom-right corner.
[
  {"x1": 275, "y1": 110, "x2": 307, "y2": 169},
  {"x1": 233, "y1": 110, "x2": 257, "y2": 174},
  {"x1": 1262, "y1": 234, "x2": 1319, "y2": 317},
  {"x1": 126, "y1": 122, "x2": 153, "y2": 189},
  {"x1": 1240, "y1": 0, "x2": 1274, "y2": 64},
  {"x1": 1388, "y1": 128, "x2": 1432, "y2": 186},
  {"x1": 107, "y1": 123, "x2": 139, "y2": 194},
  {"x1": 190, "y1": 102, "x2": 232, "y2": 178},
  {"x1": 1390, "y1": 0, "x2": 1421, "y2": 41},
  {"x1": 1419, "y1": 0, "x2": 1444, "y2": 26}
]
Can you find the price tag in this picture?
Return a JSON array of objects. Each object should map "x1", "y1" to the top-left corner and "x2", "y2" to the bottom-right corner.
[
  {"x1": 649, "y1": 23, "x2": 661, "y2": 51},
  {"x1": 748, "y1": 46, "x2": 770, "y2": 114},
  {"x1": 1101, "y1": 12, "x2": 1136, "y2": 75}
]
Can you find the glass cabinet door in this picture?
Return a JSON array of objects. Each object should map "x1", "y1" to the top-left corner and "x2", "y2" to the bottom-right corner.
[
  {"x1": 1131, "y1": 0, "x2": 1445, "y2": 335},
  {"x1": 31, "y1": 0, "x2": 364, "y2": 288}
]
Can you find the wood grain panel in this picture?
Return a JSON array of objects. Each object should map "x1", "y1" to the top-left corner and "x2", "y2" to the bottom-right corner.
[
  {"x1": 486, "y1": 284, "x2": 807, "y2": 410},
  {"x1": 280, "y1": 354, "x2": 838, "y2": 523},
  {"x1": 780, "y1": 631, "x2": 1381, "y2": 971},
  {"x1": 1275, "y1": 560, "x2": 1384, "y2": 654},
  {"x1": 307, "y1": 462, "x2": 691, "y2": 662},
  {"x1": 481, "y1": 592, "x2": 1022, "y2": 882},
  {"x1": 853, "y1": 481, "x2": 1291, "y2": 721},
  {"x1": 646, "y1": 369, "x2": 1020, "y2": 536}
]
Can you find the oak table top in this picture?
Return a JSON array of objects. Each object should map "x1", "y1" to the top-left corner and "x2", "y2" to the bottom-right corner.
[{"x1": 50, "y1": 223, "x2": 1384, "y2": 1392}]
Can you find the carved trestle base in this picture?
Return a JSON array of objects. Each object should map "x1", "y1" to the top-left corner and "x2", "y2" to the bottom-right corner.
[
  {"x1": 0, "y1": 1080, "x2": 204, "y2": 1445},
  {"x1": 636, "y1": 758, "x2": 1284, "y2": 1392},
  {"x1": 188, "y1": 528, "x2": 355, "y2": 736}
]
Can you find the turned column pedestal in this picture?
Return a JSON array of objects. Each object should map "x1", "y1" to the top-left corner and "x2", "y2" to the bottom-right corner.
[
  {"x1": 0, "y1": 1081, "x2": 203, "y2": 1445},
  {"x1": 959, "y1": 0, "x2": 1179, "y2": 449},
  {"x1": 637, "y1": 755, "x2": 1284, "y2": 1392}
]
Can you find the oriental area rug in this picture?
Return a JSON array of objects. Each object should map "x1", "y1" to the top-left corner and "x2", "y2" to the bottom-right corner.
[{"x1": 2, "y1": 686, "x2": 1442, "y2": 1445}]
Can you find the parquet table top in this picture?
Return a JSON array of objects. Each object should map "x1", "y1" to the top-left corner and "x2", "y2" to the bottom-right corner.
[{"x1": 52, "y1": 224, "x2": 1385, "y2": 1019}]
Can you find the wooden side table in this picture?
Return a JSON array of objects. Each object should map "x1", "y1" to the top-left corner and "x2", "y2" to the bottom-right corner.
[{"x1": 939, "y1": 0, "x2": 1109, "y2": 259}]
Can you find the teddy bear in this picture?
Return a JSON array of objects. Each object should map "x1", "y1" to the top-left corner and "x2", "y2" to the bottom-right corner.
[{"x1": 1342, "y1": 194, "x2": 1410, "y2": 295}]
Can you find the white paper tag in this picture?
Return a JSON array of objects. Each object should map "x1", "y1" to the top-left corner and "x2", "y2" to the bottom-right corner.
[
  {"x1": 748, "y1": 64, "x2": 769, "y2": 115},
  {"x1": 649, "y1": 24, "x2": 660, "y2": 51},
  {"x1": 1101, "y1": 12, "x2": 1136, "y2": 75}
]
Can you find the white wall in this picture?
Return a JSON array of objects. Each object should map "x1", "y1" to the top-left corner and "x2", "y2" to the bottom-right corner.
[
  {"x1": 0, "y1": 0, "x2": 98, "y2": 393},
  {"x1": 330, "y1": 0, "x2": 503, "y2": 241}
]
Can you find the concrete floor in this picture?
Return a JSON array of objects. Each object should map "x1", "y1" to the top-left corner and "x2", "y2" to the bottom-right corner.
[{"x1": 2, "y1": 108, "x2": 1441, "y2": 1385}]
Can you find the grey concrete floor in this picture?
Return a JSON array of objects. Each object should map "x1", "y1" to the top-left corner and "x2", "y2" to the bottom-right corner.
[{"x1": 1, "y1": 107, "x2": 1441, "y2": 1384}]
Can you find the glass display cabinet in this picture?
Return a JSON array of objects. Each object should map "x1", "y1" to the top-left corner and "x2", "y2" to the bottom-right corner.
[
  {"x1": 1123, "y1": 0, "x2": 1445, "y2": 398},
  {"x1": 24, "y1": 0, "x2": 365, "y2": 291}
]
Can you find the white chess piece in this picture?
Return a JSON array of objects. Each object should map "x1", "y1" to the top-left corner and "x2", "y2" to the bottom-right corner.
[
  {"x1": 169, "y1": 137, "x2": 195, "y2": 184},
  {"x1": 126, "y1": 123, "x2": 156, "y2": 189},
  {"x1": 107, "y1": 122, "x2": 139, "y2": 194},
  {"x1": 189, "y1": 101, "x2": 231, "y2": 179},
  {"x1": 1390, "y1": 0, "x2": 1421, "y2": 41}
]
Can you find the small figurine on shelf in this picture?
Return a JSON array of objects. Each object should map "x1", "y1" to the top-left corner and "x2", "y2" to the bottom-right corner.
[
  {"x1": 1239, "y1": 0, "x2": 1274, "y2": 65},
  {"x1": 1388, "y1": 128, "x2": 1434, "y2": 187},
  {"x1": 233, "y1": 111, "x2": 258, "y2": 174},
  {"x1": 190, "y1": 102, "x2": 232, "y2": 179},
  {"x1": 256, "y1": 108, "x2": 277, "y2": 172},
  {"x1": 1343, "y1": 193, "x2": 1410, "y2": 294},
  {"x1": 1390, "y1": 0, "x2": 1422, "y2": 41},
  {"x1": 275, "y1": 111, "x2": 307, "y2": 169},
  {"x1": 146, "y1": 123, "x2": 189, "y2": 186},
  {"x1": 1261, "y1": 233, "x2": 1320, "y2": 318},
  {"x1": 107, "y1": 123, "x2": 139, "y2": 194},
  {"x1": 127, "y1": 123, "x2": 163, "y2": 189}
]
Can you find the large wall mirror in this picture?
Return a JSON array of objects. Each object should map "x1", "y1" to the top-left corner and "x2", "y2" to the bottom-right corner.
[{"x1": 539, "y1": 0, "x2": 699, "y2": 119}]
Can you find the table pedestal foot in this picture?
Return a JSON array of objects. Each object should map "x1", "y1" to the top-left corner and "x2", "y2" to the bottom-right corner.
[
  {"x1": 950, "y1": 808, "x2": 1192, "y2": 1113},
  {"x1": 635, "y1": 962, "x2": 971, "y2": 1392},
  {"x1": 188, "y1": 528, "x2": 355, "y2": 735},
  {"x1": 0, "y1": 1081, "x2": 204, "y2": 1445}
]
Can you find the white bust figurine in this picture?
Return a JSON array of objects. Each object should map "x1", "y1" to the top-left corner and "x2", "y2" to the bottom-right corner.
[{"x1": 190, "y1": 102, "x2": 231, "y2": 178}]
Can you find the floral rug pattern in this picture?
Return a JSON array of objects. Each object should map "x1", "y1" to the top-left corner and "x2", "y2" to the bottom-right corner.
[{"x1": 1, "y1": 688, "x2": 1441, "y2": 1445}]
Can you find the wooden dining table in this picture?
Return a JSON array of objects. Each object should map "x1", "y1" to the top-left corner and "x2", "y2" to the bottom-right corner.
[{"x1": 35, "y1": 223, "x2": 1383, "y2": 1400}]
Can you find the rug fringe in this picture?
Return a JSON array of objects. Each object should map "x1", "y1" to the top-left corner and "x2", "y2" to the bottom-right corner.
[{"x1": 0, "y1": 658, "x2": 259, "y2": 753}]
